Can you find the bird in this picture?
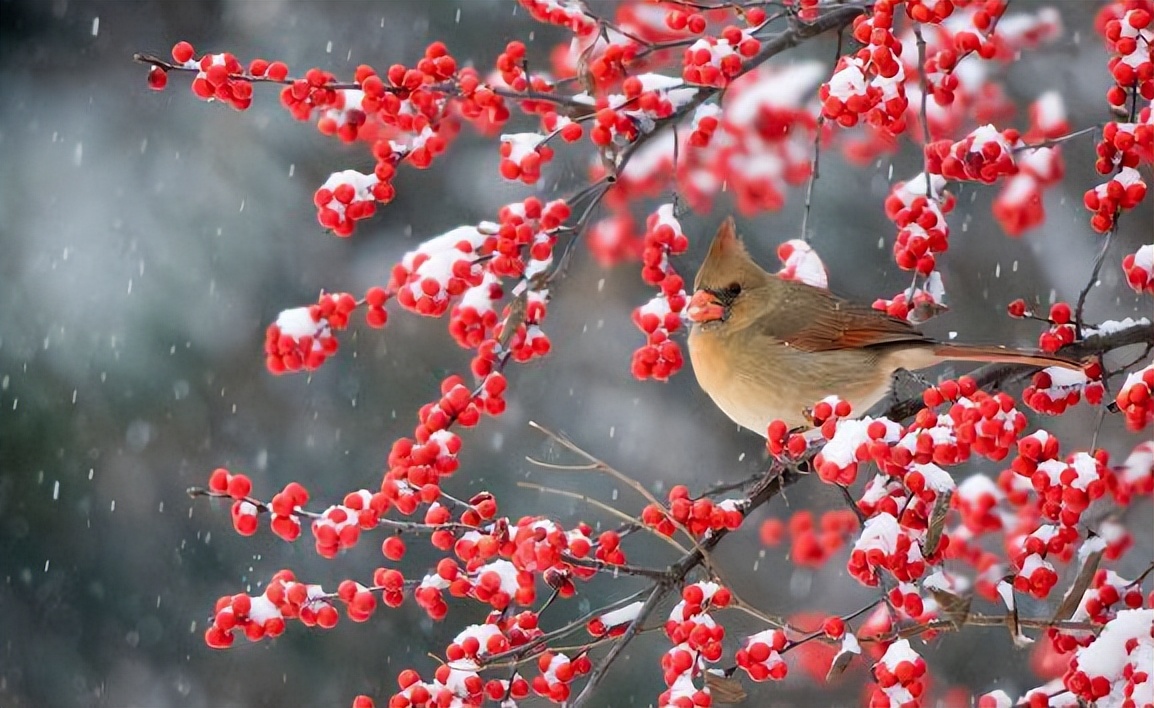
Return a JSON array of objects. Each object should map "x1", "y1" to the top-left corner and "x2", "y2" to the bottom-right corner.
[{"x1": 685, "y1": 217, "x2": 1082, "y2": 436}]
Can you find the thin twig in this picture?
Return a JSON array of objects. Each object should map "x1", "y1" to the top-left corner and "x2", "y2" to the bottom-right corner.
[
  {"x1": 529, "y1": 421, "x2": 707, "y2": 557},
  {"x1": 569, "y1": 583, "x2": 668, "y2": 707},
  {"x1": 1011, "y1": 125, "x2": 1100, "y2": 153},
  {"x1": 1074, "y1": 227, "x2": 1116, "y2": 337},
  {"x1": 912, "y1": 23, "x2": 934, "y2": 198},
  {"x1": 481, "y1": 587, "x2": 651, "y2": 665},
  {"x1": 516, "y1": 480, "x2": 689, "y2": 554},
  {"x1": 800, "y1": 27, "x2": 843, "y2": 242}
]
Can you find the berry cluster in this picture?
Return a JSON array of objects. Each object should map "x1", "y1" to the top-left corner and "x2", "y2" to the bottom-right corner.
[
  {"x1": 682, "y1": 26, "x2": 760, "y2": 87},
  {"x1": 517, "y1": 0, "x2": 596, "y2": 36},
  {"x1": 1099, "y1": 0, "x2": 1154, "y2": 111},
  {"x1": 391, "y1": 225, "x2": 490, "y2": 317},
  {"x1": 869, "y1": 639, "x2": 928, "y2": 708},
  {"x1": 1096, "y1": 114, "x2": 1154, "y2": 176},
  {"x1": 263, "y1": 292, "x2": 358, "y2": 374},
  {"x1": 314, "y1": 169, "x2": 386, "y2": 236},
  {"x1": 641, "y1": 484, "x2": 745, "y2": 538},
  {"x1": 532, "y1": 651, "x2": 593, "y2": 702},
  {"x1": 1061, "y1": 608, "x2": 1154, "y2": 707},
  {"x1": 659, "y1": 582, "x2": 732, "y2": 706},
  {"x1": 992, "y1": 143, "x2": 1064, "y2": 237},
  {"x1": 205, "y1": 569, "x2": 329, "y2": 649},
  {"x1": 1122, "y1": 244, "x2": 1154, "y2": 293},
  {"x1": 756, "y1": 509, "x2": 860, "y2": 568},
  {"x1": 499, "y1": 132, "x2": 554, "y2": 184},
  {"x1": 1084, "y1": 166, "x2": 1149, "y2": 233},
  {"x1": 1116, "y1": 364, "x2": 1154, "y2": 430},
  {"x1": 820, "y1": 2, "x2": 907, "y2": 132},
  {"x1": 735, "y1": 628, "x2": 789, "y2": 681},
  {"x1": 632, "y1": 205, "x2": 689, "y2": 381},
  {"x1": 925, "y1": 125, "x2": 1019, "y2": 184},
  {"x1": 312, "y1": 502, "x2": 371, "y2": 559},
  {"x1": 885, "y1": 173, "x2": 955, "y2": 275},
  {"x1": 1033, "y1": 302, "x2": 1077, "y2": 354},
  {"x1": 1021, "y1": 362, "x2": 1104, "y2": 416},
  {"x1": 158, "y1": 43, "x2": 254, "y2": 110},
  {"x1": 775, "y1": 239, "x2": 829, "y2": 289}
]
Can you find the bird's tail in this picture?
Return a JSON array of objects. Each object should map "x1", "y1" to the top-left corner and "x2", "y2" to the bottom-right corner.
[{"x1": 931, "y1": 343, "x2": 1082, "y2": 370}]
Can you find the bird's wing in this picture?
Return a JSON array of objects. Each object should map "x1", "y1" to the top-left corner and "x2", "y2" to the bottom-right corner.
[{"x1": 758, "y1": 281, "x2": 932, "y2": 352}]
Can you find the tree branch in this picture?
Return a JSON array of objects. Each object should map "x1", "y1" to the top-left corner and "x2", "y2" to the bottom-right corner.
[{"x1": 881, "y1": 319, "x2": 1154, "y2": 422}]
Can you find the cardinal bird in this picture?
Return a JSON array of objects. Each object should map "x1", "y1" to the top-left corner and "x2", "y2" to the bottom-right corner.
[{"x1": 686, "y1": 218, "x2": 1081, "y2": 435}]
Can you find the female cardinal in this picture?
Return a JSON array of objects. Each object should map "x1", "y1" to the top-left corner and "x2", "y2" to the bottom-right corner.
[{"x1": 686, "y1": 218, "x2": 1081, "y2": 435}]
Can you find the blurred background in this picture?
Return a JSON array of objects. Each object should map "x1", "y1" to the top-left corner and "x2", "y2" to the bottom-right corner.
[{"x1": 0, "y1": 1, "x2": 1149, "y2": 706}]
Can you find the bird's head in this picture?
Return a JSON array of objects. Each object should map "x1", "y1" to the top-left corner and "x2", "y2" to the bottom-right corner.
[{"x1": 687, "y1": 217, "x2": 770, "y2": 331}]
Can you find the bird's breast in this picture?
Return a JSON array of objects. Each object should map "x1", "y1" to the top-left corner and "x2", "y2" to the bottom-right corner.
[
  {"x1": 688, "y1": 327, "x2": 899, "y2": 435},
  {"x1": 688, "y1": 328, "x2": 796, "y2": 434}
]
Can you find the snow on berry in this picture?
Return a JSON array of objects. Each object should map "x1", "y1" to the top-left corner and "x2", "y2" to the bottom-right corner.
[
  {"x1": 206, "y1": 570, "x2": 330, "y2": 648},
  {"x1": 886, "y1": 173, "x2": 954, "y2": 275},
  {"x1": 1115, "y1": 363, "x2": 1154, "y2": 430},
  {"x1": 187, "y1": 51, "x2": 253, "y2": 111},
  {"x1": 977, "y1": 689, "x2": 1015, "y2": 708},
  {"x1": 873, "y1": 271, "x2": 947, "y2": 323},
  {"x1": 775, "y1": 239, "x2": 828, "y2": 289},
  {"x1": 686, "y1": 103, "x2": 722, "y2": 147},
  {"x1": 1117, "y1": 441, "x2": 1154, "y2": 500},
  {"x1": 580, "y1": 74, "x2": 693, "y2": 148},
  {"x1": 926, "y1": 125, "x2": 1020, "y2": 184},
  {"x1": 499, "y1": 132, "x2": 553, "y2": 184},
  {"x1": 314, "y1": 169, "x2": 381, "y2": 237},
  {"x1": 1122, "y1": 244, "x2": 1154, "y2": 294},
  {"x1": 870, "y1": 639, "x2": 927, "y2": 708},
  {"x1": 994, "y1": 145, "x2": 1064, "y2": 236},
  {"x1": 632, "y1": 204, "x2": 688, "y2": 382},
  {"x1": 821, "y1": 3, "x2": 907, "y2": 133},
  {"x1": 1023, "y1": 365, "x2": 1104, "y2": 416},
  {"x1": 264, "y1": 292, "x2": 357, "y2": 374},
  {"x1": 587, "y1": 601, "x2": 644, "y2": 638},
  {"x1": 518, "y1": 0, "x2": 596, "y2": 36},
  {"x1": 813, "y1": 416, "x2": 902, "y2": 486},
  {"x1": 1084, "y1": 166, "x2": 1148, "y2": 233},
  {"x1": 660, "y1": 583, "x2": 730, "y2": 703},
  {"x1": 448, "y1": 623, "x2": 508, "y2": 660},
  {"x1": 449, "y1": 273, "x2": 502, "y2": 349},
  {"x1": 1064, "y1": 608, "x2": 1154, "y2": 707},
  {"x1": 706, "y1": 62, "x2": 823, "y2": 214},
  {"x1": 682, "y1": 26, "x2": 760, "y2": 87},
  {"x1": 1101, "y1": 2, "x2": 1154, "y2": 110},
  {"x1": 531, "y1": 651, "x2": 589, "y2": 703},
  {"x1": 1097, "y1": 112, "x2": 1154, "y2": 175},
  {"x1": 1067, "y1": 568, "x2": 1144, "y2": 627},
  {"x1": 1013, "y1": 551, "x2": 1060, "y2": 600},
  {"x1": 390, "y1": 224, "x2": 492, "y2": 316},
  {"x1": 315, "y1": 89, "x2": 370, "y2": 143},
  {"x1": 735, "y1": 628, "x2": 789, "y2": 681},
  {"x1": 848, "y1": 513, "x2": 928, "y2": 587},
  {"x1": 955, "y1": 473, "x2": 1006, "y2": 534},
  {"x1": 657, "y1": 667, "x2": 712, "y2": 708},
  {"x1": 311, "y1": 504, "x2": 364, "y2": 558}
]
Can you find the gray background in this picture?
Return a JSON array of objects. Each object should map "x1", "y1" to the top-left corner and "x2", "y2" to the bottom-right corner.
[{"x1": 1, "y1": 1, "x2": 1149, "y2": 706}]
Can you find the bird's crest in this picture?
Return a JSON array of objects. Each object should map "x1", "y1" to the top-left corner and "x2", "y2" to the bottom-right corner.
[{"x1": 694, "y1": 217, "x2": 768, "y2": 291}]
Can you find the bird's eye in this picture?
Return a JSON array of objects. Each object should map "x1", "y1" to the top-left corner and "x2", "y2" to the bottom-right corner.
[{"x1": 724, "y1": 282, "x2": 742, "y2": 298}]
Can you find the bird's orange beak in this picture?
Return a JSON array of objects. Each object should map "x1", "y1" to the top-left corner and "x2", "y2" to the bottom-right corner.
[{"x1": 686, "y1": 289, "x2": 726, "y2": 323}]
